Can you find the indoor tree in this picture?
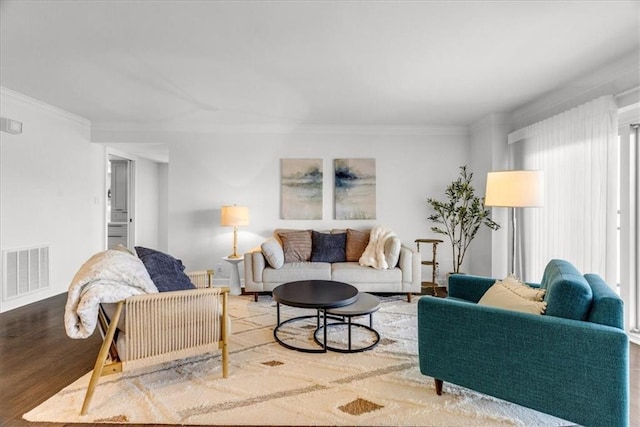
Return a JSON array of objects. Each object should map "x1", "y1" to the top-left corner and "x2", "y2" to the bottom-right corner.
[{"x1": 427, "y1": 165, "x2": 500, "y2": 273}]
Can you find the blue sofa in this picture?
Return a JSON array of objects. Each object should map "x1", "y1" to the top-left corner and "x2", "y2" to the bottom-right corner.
[{"x1": 418, "y1": 259, "x2": 629, "y2": 427}]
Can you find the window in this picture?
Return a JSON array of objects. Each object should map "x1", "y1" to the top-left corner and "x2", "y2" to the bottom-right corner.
[
  {"x1": 508, "y1": 96, "x2": 618, "y2": 284},
  {"x1": 510, "y1": 96, "x2": 638, "y2": 340},
  {"x1": 618, "y1": 113, "x2": 639, "y2": 338}
]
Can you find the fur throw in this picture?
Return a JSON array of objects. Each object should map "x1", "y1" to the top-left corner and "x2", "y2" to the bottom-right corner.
[
  {"x1": 359, "y1": 225, "x2": 397, "y2": 269},
  {"x1": 64, "y1": 250, "x2": 158, "y2": 339}
]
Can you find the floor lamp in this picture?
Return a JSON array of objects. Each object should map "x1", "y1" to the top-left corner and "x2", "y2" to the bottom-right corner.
[
  {"x1": 220, "y1": 205, "x2": 249, "y2": 259},
  {"x1": 485, "y1": 171, "x2": 544, "y2": 276}
]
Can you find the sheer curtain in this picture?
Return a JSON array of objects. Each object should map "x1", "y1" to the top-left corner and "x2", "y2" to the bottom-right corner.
[
  {"x1": 508, "y1": 95, "x2": 618, "y2": 283},
  {"x1": 619, "y1": 123, "x2": 639, "y2": 336}
]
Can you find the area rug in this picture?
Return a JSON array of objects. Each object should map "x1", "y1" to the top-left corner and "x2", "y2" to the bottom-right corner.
[{"x1": 24, "y1": 294, "x2": 569, "y2": 426}]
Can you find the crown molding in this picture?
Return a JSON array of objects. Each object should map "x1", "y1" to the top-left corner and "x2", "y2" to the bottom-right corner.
[
  {"x1": 91, "y1": 121, "x2": 469, "y2": 137},
  {"x1": 510, "y1": 52, "x2": 640, "y2": 131},
  {"x1": 282, "y1": 124, "x2": 470, "y2": 136},
  {"x1": 618, "y1": 102, "x2": 639, "y2": 127},
  {"x1": 469, "y1": 112, "x2": 512, "y2": 133},
  {"x1": 0, "y1": 86, "x2": 90, "y2": 128}
]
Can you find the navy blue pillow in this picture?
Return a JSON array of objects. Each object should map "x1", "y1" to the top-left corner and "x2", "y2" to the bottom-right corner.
[
  {"x1": 311, "y1": 231, "x2": 346, "y2": 263},
  {"x1": 135, "y1": 247, "x2": 195, "y2": 292}
]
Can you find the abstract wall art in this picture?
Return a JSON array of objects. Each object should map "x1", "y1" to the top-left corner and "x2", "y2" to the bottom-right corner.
[
  {"x1": 334, "y1": 158, "x2": 376, "y2": 220},
  {"x1": 281, "y1": 158, "x2": 323, "y2": 219}
]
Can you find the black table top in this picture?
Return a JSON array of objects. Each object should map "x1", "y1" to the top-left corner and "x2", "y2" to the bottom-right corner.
[{"x1": 272, "y1": 280, "x2": 358, "y2": 309}]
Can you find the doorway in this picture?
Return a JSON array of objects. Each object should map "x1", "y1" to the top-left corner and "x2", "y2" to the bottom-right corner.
[{"x1": 107, "y1": 155, "x2": 135, "y2": 250}]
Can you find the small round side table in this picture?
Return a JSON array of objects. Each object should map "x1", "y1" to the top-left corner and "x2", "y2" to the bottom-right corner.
[
  {"x1": 314, "y1": 292, "x2": 381, "y2": 353},
  {"x1": 222, "y1": 256, "x2": 243, "y2": 296}
]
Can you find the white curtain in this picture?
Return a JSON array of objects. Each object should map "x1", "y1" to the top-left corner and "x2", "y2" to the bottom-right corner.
[{"x1": 508, "y1": 95, "x2": 618, "y2": 283}]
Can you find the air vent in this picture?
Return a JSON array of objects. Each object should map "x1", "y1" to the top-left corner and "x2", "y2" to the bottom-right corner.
[{"x1": 3, "y1": 245, "x2": 49, "y2": 301}]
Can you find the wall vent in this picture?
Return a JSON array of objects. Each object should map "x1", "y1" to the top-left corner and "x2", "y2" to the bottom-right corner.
[{"x1": 3, "y1": 245, "x2": 50, "y2": 301}]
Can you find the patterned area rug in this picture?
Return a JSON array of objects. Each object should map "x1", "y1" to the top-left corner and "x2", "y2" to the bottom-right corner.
[{"x1": 24, "y1": 294, "x2": 568, "y2": 426}]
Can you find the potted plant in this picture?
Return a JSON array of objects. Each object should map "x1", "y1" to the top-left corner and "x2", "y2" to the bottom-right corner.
[{"x1": 427, "y1": 166, "x2": 500, "y2": 274}]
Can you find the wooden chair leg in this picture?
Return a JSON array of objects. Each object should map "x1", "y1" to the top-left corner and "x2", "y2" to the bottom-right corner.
[
  {"x1": 81, "y1": 301, "x2": 124, "y2": 415},
  {"x1": 407, "y1": 292, "x2": 412, "y2": 303},
  {"x1": 222, "y1": 291, "x2": 229, "y2": 378},
  {"x1": 435, "y1": 379, "x2": 443, "y2": 395},
  {"x1": 254, "y1": 292, "x2": 258, "y2": 302},
  {"x1": 221, "y1": 339, "x2": 229, "y2": 378}
]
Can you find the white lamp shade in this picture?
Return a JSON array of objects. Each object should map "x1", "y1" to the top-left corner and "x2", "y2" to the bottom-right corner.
[
  {"x1": 220, "y1": 205, "x2": 249, "y2": 226},
  {"x1": 485, "y1": 170, "x2": 544, "y2": 207}
]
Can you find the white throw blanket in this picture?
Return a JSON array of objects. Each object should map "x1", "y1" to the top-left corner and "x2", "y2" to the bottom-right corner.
[
  {"x1": 64, "y1": 250, "x2": 158, "y2": 339},
  {"x1": 359, "y1": 225, "x2": 398, "y2": 269}
]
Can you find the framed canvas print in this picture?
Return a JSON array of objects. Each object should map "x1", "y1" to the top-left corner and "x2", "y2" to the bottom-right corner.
[
  {"x1": 334, "y1": 158, "x2": 376, "y2": 219},
  {"x1": 281, "y1": 158, "x2": 323, "y2": 219}
]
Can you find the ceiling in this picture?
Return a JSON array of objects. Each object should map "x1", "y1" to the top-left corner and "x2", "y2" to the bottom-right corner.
[{"x1": 1, "y1": 1, "x2": 639, "y2": 157}]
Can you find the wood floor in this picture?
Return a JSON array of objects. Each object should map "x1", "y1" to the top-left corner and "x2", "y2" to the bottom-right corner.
[{"x1": 1, "y1": 292, "x2": 639, "y2": 427}]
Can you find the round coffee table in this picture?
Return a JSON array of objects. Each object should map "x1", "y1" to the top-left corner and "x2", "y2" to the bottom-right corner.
[
  {"x1": 314, "y1": 292, "x2": 381, "y2": 353},
  {"x1": 272, "y1": 280, "x2": 358, "y2": 353}
]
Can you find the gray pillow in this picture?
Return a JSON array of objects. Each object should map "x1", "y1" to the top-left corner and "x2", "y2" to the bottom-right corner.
[
  {"x1": 384, "y1": 236, "x2": 401, "y2": 268},
  {"x1": 311, "y1": 231, "x2": 346, "y2": 263},
  {"x1": 261, "y1": 238, "x2": 284, "y2": 269}
]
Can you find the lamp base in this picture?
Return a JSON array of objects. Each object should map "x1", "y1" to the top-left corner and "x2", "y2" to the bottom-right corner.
[{"x1": 227, "y1": 253, "x2": 241, "y2": 259}]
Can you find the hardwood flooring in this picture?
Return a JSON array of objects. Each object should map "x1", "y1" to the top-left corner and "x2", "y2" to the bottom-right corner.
[{"x1": 1, "y1": 292, "x2": 638, "y2": 426}]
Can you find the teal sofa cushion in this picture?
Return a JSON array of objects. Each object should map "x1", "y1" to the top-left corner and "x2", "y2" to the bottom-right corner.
[
  {"x1": 540, "y1": 259, "x2": 592, "y2": 320},
  {"x1": 585, "y1": 273, "x2": 624, "y2": 329}
]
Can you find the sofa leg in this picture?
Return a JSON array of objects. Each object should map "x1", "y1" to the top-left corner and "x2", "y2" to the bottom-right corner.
[
  {"x1": 434, "y1": 379, "x2": 443, "y2": 395},
  {"x1": 407, "y1": 293, "x2": 412, "y2": 303},
  {"x1": 254, "y1": 292, "x2": 258, "y2": 302}
]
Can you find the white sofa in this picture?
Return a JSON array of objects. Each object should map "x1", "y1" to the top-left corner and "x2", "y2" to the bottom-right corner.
[{"x1": 243, "y1": 228, "x2": 421, "y2": 302}]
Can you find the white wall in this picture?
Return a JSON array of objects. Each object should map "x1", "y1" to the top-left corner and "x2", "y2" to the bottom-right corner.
[
  {"x1": 468, "y1": 113, "x2": 510, "y2": 279},
  {"x1": 134, "y1": 157, "x2": 160, "y2": 249},
  {"x1": 166, "y1": 129, "x2": 470, "y2": 280},
  {"x1": 158, "y1": 163, "x2": 169, "y2": 252},
  {"x1": 0, "y1": 87, "x2": 105, "y2": 312}
]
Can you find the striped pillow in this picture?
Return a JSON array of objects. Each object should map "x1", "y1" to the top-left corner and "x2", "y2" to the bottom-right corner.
[{"x1": 278, "y1": 230, "x2": 312, "y2": 263}]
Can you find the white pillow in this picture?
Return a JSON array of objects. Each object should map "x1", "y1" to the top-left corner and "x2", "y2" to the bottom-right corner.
[
  {"x1": 384, "y1": 236, "x2": 401, "y2": 268},
  {"x1": 478, "y1": 282, "x2": 547, "y2": 315},
  {"x1": 499, "y1": 274, "x2": 546, "y2": 301},
  {"x1": 261, "y1": 238, "x2": 284, "y2": 269}
]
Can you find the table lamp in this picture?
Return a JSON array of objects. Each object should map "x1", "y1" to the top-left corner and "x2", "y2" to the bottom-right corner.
[
  {"x1": 485, "y1": 170, "x2": 544, "y2": 275},
  {"x1": 220, "y1": 205, "x2": 249, "y2": 258}
]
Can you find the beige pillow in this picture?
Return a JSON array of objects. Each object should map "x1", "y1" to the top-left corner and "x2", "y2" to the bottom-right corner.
[
  {"x1": 499, "y1": 274, "x2": 546, "y2": 301},
  {"x1": 261, "y1": 238, "x2": 284, "y2": 269},
  {"x1": 346, "y1": 229, "x2": 370, "y2": 262},
  {"x1": 478, "y1": 282, "x2": 547, "y2": 315},
  {"x1": 278, "y1": 230, "x2": 312, "y2": 263}
]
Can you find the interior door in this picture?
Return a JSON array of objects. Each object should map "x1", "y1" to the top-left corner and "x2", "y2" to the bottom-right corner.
[{"x1": 107, "y1": 156, "x2": 134, "y2": 249}]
